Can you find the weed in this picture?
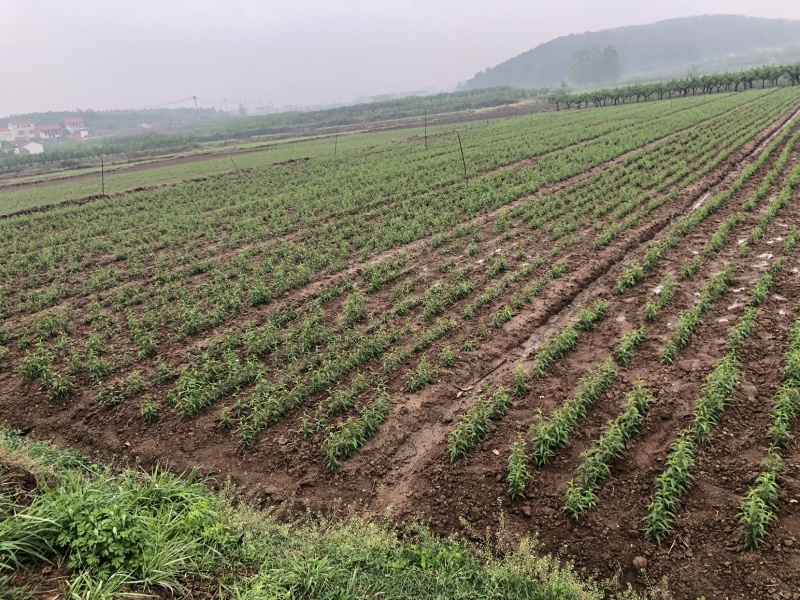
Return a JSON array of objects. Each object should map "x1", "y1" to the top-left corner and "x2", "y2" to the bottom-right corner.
[
  {"x1": 507, "y1": 434, "x2": 530, "y2": 500},
  {"x1": 140, "y1": 396, "x2": 158, "y2": 423},
  {"x1": 439, "y1": 344, "x2": 455, "y2": 368}
]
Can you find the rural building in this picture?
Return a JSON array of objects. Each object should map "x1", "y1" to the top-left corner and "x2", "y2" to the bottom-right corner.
[
  {"x1": 36, "y1": 124, "x2": 63, "y2": 139},
  {"x1": 12, "y1": 140, "x2": 44, "y2": 155},
  {"x1": 8, "y1": 120, "x2": 36, "y2": 139},
  {"x1": 63, "y1": 117, "x2": 89, "y2": 138},
  {"x1": 0, "y1": 127, "x2": 13, "y2": 143}
]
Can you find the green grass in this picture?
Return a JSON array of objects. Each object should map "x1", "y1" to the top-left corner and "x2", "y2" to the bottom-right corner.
[
  {"x1": 0, "y1": 125, "x2": 449, "y2": 215},
  {"x1": 0, "y1": 428, "x2": 634, "y2": 599}
]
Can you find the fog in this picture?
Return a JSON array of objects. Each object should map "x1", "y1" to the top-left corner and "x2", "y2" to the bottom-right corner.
[{"x1": 3, "y1": 0, "x2": 800, "y2": 116}]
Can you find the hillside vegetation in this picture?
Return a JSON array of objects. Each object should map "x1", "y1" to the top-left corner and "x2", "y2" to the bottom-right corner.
[{"x1": 463, "y1": 15, "x2": 800, "y2": 89}]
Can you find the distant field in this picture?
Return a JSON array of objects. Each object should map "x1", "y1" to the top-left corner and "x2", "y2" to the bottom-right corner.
[
  {"x1": 3, "y1": 88, "x2": 800, "y2": 599},
  {"x1": 0, "y1": 124, "x2": 453, "y2": 215},
  {"x1": 0, "y1": 100, "x2": 544, "y2": 216}
]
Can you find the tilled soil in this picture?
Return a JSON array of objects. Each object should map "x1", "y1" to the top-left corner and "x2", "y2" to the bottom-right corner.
[{"x1": 2, "y1": 103, "x2": 800, "y2": 600}]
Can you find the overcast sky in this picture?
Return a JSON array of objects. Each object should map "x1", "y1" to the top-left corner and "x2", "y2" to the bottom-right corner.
[{"x1": 2, "y1": 0, "x2": 800, "y2": 117}]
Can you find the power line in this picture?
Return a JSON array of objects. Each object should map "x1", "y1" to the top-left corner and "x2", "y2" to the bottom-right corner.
[{"x1": 132, "y1": 97, "x2": 196, "y2": 111}]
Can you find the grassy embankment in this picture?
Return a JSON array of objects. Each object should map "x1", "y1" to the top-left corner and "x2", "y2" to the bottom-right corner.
[{"x1": 0, "y1": 428, "x2": 660, "y2": 599}]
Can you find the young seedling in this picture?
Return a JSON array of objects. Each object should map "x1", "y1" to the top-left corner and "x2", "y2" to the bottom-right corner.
[
  {"x1": 738, "y1": 449, "x2": 783, "y2": 550},
  {"x1": 615, "y1": 263, "x2": 644, "y2": 295},
  {"x1": 528, "y1": 359, "x2": 616, "y2": 466},
  {"x1": 507, "y1": 434, "x2": 530, "y2": 500},
  {"x1": 616, "y1": 326, "x2": 646, "y2": 367},
  {"x1": 447, "y1": 388, "x2": 511, "y2": 461}
]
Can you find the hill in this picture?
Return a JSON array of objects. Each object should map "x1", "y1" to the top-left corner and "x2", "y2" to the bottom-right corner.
[{"x1": 463, "y1": 14, "x2": 800, "y2": 89}]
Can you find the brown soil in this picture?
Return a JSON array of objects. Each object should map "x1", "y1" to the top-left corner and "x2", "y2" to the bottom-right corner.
[{"x1": 2, "y1": 102, "x2": 800, "y2": 600}]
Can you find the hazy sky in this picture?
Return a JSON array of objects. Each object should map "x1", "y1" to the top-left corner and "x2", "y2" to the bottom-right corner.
[{"x1": 3, "y1": 0, "x2": 800, "y2": 117}]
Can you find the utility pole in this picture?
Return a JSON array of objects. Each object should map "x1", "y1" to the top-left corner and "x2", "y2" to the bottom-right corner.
[
  {"x1": 334, "y1": 127, "x2": 339, "y2": 156},
  {"x1": 223, "y1": 98, "x2": 228, "y2": 115},
  {"x1": 424, "y1": 109, "x2": 428, "y2": 151},
  {"x1": 191, "y1": 95, "x2": 200, "y2": 121},
  {"x1": 101, "y1": 155, "x2": 105, "y2": 197}
]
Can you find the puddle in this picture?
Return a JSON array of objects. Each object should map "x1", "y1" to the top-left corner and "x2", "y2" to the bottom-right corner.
[
  {"x1": 653, "y1": 284, "x2": 663, "y2": 294},
  {"x1": 779, "y1": 309, "x2": 787, "y2": 316},
  {"x1": 774, "y1": 294, "x2": 787, "y2": 301},
  {"x1": 718, "y1": 317, "x2": 730, "y2": 323},
  {"x1": 691, "y1": 249, "x2": 699, "y2": 255},
  {"x1": 757, "y1": 253, "x2": 773, "y2": 259},
  {"x1": 733, "y1": 287, "x2": 745, "y2": 293},
  {"x1": 728, "y1": 301, "x2": 744, "y2": 311},
  {"x1": 752, "y1": 262, "x2": 769, "y2": 269},
  {"x1": 616, "y1": 314, "x2": 626, "y2": 323},
  {"x1": 690, "y1": 191, "x2": 711, "y2": 211},
  {"x1": 754, "y1": 108, "x2": 800, "y2": 152},
  {"x1": 737, "y1": 239, "x2": 745, "y2": 245},
  {"x1": 793, "y1": 268, "x2": 799, "y2": 274}
]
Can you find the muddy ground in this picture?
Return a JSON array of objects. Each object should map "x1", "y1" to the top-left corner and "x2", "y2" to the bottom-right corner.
[{"x1": 2, "y1": 102, "x2": 800, "y2": 600}]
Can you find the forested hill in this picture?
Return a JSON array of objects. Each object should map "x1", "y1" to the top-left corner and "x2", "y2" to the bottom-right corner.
[{"x1": 462, "y1": 15, "x2": 800, "y2": 90}]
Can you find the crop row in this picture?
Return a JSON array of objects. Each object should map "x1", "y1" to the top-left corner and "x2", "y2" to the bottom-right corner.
[
  {"x1": 738, "y1": 305, "x2": 800, "y2": 549},
  {"x1": 616, "y1": 115, "x2": 800, "y2": 293},
  {"x1": 644, "y1": 259, "x2": 784, "y2": 543}
]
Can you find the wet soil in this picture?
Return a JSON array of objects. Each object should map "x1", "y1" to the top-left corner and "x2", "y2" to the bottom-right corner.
[{"x1": 2, "y1": 104, "x2": 800, "y2": 600}]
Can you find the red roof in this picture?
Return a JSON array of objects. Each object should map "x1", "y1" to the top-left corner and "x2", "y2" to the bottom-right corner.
[
  {"x1": 38, "y1": 124, "x2": 61, "y2": 130},
  {"x1": 64, "y1": 117, "x2": 84, "y2": 124},
  {"x1": 9, "y1": 120, "x2": 34, "y2": 126}
]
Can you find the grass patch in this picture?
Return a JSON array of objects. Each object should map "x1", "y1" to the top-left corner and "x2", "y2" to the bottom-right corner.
[{"x1": 0, "y1": 428, "x2": 640, "y2": 599}]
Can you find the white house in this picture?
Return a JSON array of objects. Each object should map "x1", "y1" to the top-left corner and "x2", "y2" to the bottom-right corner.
[
  {"x1": 13, "y1": 140, "x2": 44, "y2": 155},
  {"x1": 0, "y1": 127, "x2": 13, "y2": 143},
  {"x1": 8, "y1": 120, "x2": 36, "y2": 139},
  {"x1": 63, "y1": 117, "x2": 88, "y2": 138},
  {"x1": 36, "y1": 124, "x2": 62, "y2": 139}
]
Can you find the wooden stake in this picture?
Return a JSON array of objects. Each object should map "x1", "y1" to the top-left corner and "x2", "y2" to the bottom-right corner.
[
  {"x1": 456, "y1": 131, "x2": 467, "y2": 182},
  {"x1": 424, "y1": 109, "x2": 428, "y2": 151}
]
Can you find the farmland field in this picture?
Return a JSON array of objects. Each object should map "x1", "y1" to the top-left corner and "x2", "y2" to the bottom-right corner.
[{"x1": 2, "y1": 87, "x2": 800, "y2": 598}]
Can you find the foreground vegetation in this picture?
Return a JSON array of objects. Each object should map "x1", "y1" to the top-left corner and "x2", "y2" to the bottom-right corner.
[{"x1": 0, "y1": 429, "x2": 653, "y2": 599}]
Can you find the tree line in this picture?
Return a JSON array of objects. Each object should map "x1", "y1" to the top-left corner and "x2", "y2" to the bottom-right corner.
[{"x1": 549, "y1": 63, "x2": 800, "y2": 110}]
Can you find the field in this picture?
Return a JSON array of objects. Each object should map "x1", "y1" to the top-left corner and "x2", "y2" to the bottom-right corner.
[
  {"x1": 2, "y1": 87, "x2": 800, "y2": 598},
  {"x1": 0, "y1": 124, "x2": 458, "y2": 215}
]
